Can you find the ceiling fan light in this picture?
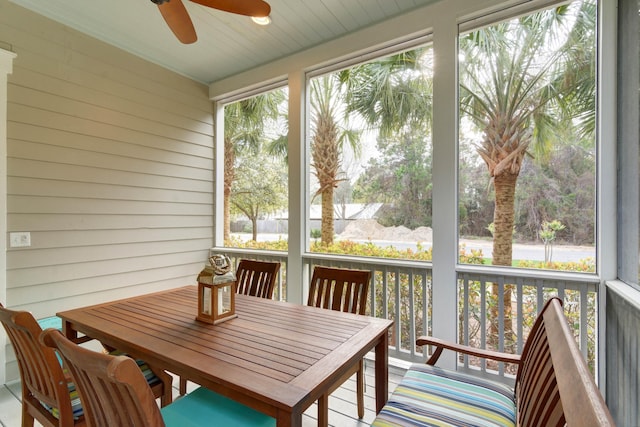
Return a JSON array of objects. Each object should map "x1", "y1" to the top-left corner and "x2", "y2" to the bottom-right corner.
[{"x1": 251, "y1": 15, "x2": 271, "y2": 25}]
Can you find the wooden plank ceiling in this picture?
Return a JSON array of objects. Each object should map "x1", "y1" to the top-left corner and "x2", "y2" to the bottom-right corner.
[{"x1": 9, "y1": 0, "x2": 437, "y2": 84}]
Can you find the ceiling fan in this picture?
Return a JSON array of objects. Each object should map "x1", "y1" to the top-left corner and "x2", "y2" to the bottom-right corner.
[{"x1": 150, "y1": 0, "x2": 271, "y2": 44}]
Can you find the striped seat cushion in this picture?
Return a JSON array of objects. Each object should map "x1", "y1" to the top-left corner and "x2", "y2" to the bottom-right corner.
[
  {"x1": 40, "y1": 380, "x2": 83, "y2": 420},
  {"x1": 108, "y1": 350, "x2": 162, "y2": 386},
  {"x1": 371, "y1": 364, "x2": 516, "y2": 427}
]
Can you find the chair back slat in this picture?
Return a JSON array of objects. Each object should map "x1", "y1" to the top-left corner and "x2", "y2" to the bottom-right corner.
[
  {"x1": 516, "y1": 320, "x2": 563, "y2": 426},
  {"x1": 307, "y1": 266, "x2": 371, "y2": 315},
  {"x1": 544, "y1": 299, "x2": 615, "y2": 427},
  {"x1": 236, "y1": 259, "x2": 281, "y2": 299},
  {"x1": 0, "y1": 304, "x2": 77, "y2": 426},
  {"x1": 41, "y1": 328, "x2": 165, "y2": 427},
  {"x1": 516, "y1": 298, "x2": 615, "y2": 427}
]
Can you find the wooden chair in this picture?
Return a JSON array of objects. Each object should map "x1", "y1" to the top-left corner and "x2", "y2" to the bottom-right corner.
[
  {"x1": 372, "y1": 298, "x2": 615, "y2": 426},
  {"x1": 307, "y1": 266, "x2": 371, "y2": 423},
  {"x1": 0, "y1": 303, "x2": 85, "y2": 427},
  {"x1": 0, "y1": 304, "x2": 171, "y2": 427},
  {"x1": 40, "y1": 328, "x2": 275, "y2": 427},
  {"x1": 235, "y1": 259, "x2": 281, "y2": 299},
  {"x1": 308, "y1": 266, "x2": 370, "y2": 314},
  {"x1": 179, "y1": 258, "x2": 281, "y2": 395}
]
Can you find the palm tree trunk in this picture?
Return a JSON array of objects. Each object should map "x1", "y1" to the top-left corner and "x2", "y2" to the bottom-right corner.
[
  {"x1": 489, "y1": 171, "x2": 518, "y2": 351},
  {"x1": 492, "y1": 172, "x2": 516, "y2": 266},
  {"x1": 223, "y1": 139, "x2": 234, "y2": 241},
  {"x1": 312, "y1": 106, "x2": 339, "y2": 246},
  {"x1": 321, "y1": 186, "x2": 334, "y2": 245}
]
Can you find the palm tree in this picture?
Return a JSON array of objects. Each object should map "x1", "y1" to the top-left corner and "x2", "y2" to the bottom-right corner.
[
  {"x1": 460, "y1": 1, "x2": 595, "y2": 265},
  {"x1": 340, "y1": 49, "x2": 433, "y2": 139},
  {"x1": 224, "y1": 92, "x2": 285, "y2": 240},
  {"x1": 458, "y1": 1, "x2": 596, "y2": 349},
  {"x1": 340, "y1": 48, "x2": 434, "y2": 228},
  {"x1": 309, "y1": 75, "x2": 360, "y2": 245}
]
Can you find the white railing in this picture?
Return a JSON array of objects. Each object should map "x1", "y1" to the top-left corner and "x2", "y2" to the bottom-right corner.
[
  {"x1": 213, "y1": 248, "x2": 599, "y2": 381},
  {"x1": 456, "y1": 266, "x2": 599, "y2": 381}
]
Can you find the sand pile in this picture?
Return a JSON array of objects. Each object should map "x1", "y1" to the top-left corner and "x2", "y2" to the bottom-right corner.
[{"x1": 339, "y1": 219, "x2": 432, "y2": 243}]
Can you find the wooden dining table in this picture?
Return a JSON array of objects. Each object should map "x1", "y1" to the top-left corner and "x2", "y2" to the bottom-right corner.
[{"x1": 57, "y1": 285, "x2": 393, "y2": 427}]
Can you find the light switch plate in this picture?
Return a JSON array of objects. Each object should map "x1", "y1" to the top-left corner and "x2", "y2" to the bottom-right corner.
[{"x1": 10, "y1": 232, "x2": 31, "y2": 248}]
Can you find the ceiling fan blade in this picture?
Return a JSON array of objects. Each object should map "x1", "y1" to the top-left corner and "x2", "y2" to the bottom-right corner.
[
  {"x1": 190, "y1": 0, "x2": 271, "y2": 17},
  {"x1": 157, "y1": 0, "x2": 198, "y2": 44}
]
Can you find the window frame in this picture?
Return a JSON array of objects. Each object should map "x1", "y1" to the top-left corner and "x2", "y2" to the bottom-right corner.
[
  {"x1": 303, "y1": 35, "x2": 434, "y2": 256},
  {"x1": 209, "y1": 0, "x2": 617, "y2": 317},
  {"x1": 616, "y1": 0, "x2": 640, "y2": 290}
]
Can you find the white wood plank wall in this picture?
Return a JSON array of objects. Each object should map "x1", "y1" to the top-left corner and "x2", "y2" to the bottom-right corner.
[
  {"x1": 606, "y1": 284, "x2": 640, "y2": 426},
  {"x1": 0, "y1": 0, "x2": 214, "y2": 381}
]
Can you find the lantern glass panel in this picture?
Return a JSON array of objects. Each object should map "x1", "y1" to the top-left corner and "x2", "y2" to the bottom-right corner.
[
  {"x1": 218, "y1": 285, "x2": 232, "y2": 315},
  {"x1": 202, "y1": 286, "x2": 212, "y2": 315}
]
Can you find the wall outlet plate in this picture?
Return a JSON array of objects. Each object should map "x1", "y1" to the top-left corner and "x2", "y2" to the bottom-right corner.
[{"x1": 10, "y1": 232, "x2": 31, "y2": 248}]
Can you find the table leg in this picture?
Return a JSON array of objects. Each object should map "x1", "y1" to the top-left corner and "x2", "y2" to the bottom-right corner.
[
  {"x1": 374, "y1": 329, "x2": 389, "y2": 414},
  {"x1": 276, "y1": 409, "x2": 301, "y2": 427},
  {"x1": 61, "y1": 320, "x2": 92, "y2": 344},
  {"x1": 62, "y1": 320, "x2": 75, "y2": 340},
  {"x1": 318, "y1": 394, "x2": 329, "y2": 427}
]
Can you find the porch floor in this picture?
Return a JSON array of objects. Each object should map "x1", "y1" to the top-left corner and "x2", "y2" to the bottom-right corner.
[{"x1": 0, "y1": 360, "x2": 407, "y2": 427}]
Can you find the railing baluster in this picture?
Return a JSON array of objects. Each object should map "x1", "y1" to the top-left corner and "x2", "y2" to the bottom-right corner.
[
  {"x1": 408, "y1": 270, "x2": 416, "y2": 358},
  {"x1": 480, "y1": 277, "x2": 487, "y2": 373},
  {"x1": 381, "y1": 266, "x2": 391, "y2": 353},
  {"x1": 463, "y1": 274, "x2": 470, "y2": 369},
  {"x1": 516, "y1": 277, "x2": 524, "y2": 354},
  {"x1": 394, "y1": 270, "x2": 401, "y2": 357},
  {"x1": 558, "y1": 281, "x2": 566, "y2": 301},
  {"x1": 580, "y1": 286, "x2": 588, "y2": 359},
  {"x1": 422, "y1": 269, "x2": 431, "y2": 362},
  {"x1": 536, "y1": 279, "x2": 544, "y2": 312},
  {"x1": 497, "y1": 277, "x2": 504, "y2": 376}
]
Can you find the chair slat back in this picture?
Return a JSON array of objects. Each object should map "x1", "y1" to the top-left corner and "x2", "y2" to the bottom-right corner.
[
  {"x1": 0, "y1": 304, "x2": 75, "y2": 425},
  {"x1": 41, "y1": 329, "x2": 165, "y2": 427},
  {"x1": 236, "y1": 259, "x2": 281, "y2": 299},
  {"x1": 307, "y1": 266, "x2": 371, "y2": 315},
  {"x1": 516, "y1": 313, "x2": 564, "y2": 426},
  {"x1": 515, "y1": 298, "x2": 615, "y2": 427}
]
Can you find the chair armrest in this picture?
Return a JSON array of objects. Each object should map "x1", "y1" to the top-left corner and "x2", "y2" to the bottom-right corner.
[{"x1": 417, "y1": 336, "x2": 522, "y2": 366}]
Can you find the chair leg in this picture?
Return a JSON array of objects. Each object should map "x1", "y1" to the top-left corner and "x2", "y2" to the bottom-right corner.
[
  {"x1": 152, "y1": 367, "x2": 173, "y2": 407},
  {"x1": 21, "y1": 403, "x2": 34, "y2": 427},
  {"x1": 179, "y1": 377, "x2": 187, "y2": 396},
  {"x1": 318, "y1": 393, "x2": 329, "y2": 427},
  {"x1": 356, "y1": 359, "x2": 365, "y2": 419}
]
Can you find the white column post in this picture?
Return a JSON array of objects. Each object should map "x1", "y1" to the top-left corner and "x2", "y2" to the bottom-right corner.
[
  {"x1": 0, "y1": 47, "x2": 16, "y2": 384},
  {"x1": 286, "y1": 70, "x2": 306, "y2": 304},
  {"x1": 430, "y1": 8, "x2": 459, "y2": 369},
  {"x1": 213, "y1": 101, "x2": 224, "y2": 247}
]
